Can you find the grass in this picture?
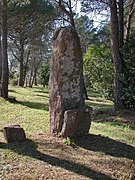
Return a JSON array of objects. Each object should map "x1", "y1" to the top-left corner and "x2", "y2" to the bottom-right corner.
[
  {"x1": 0, "y1": 86, "x2": 135, "y2": 180},
  {"x1": 0, "y1": 86, "x2": 49, "y2": 136}
]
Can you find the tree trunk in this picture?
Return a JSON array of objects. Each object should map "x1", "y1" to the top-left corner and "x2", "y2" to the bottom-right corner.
[
  {"x1": 29, "y1": 68, "x2": 33, "y2": 87},
  {"x1": 31, "y1": 68, "x2": 37, "y2": 87},
  {"x1": 118, "y1": 0, "x2": 124, "y2": 48},
  {"x1": 84, "y1": 86, "x2": 89, "y2": 100},
  {"x1": 34, "y1": 72, "x2": 38, "y2": 86},
  {"x1": 1, "y1": 0, "x2": 8, "y2": 99},
  {"x1": 125, "y1": 0, "x2": 135, "y2": 42},
  {"x1": 18, "y1": 39, "x2": 24, "y2": 87},
  {"x1": 0, "y1": 30, "x2": 2, "y2": 83},
  {"x1": 109, "y1": 0, "x2": 124, "y2": 110},
  {"x1": 23, "y1": 49, "x2": 30, "y2": 84},
  {"x1": 0, "y1": 1, "x2": 2, "y2": 83},
  {"x1": 25, "y1": 75, "x2": 28, "y2": 87},
  {"x1": 31, "y1": 71, "x2": 35, "y2": 88}
]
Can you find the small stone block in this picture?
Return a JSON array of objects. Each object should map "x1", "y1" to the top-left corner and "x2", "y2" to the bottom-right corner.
[
  {"x1": 3, "y1": 124, "x2": 26, "y2": 142},
  {"x1": 61, "y1": 106, "x2": 92, "y2": 138}
]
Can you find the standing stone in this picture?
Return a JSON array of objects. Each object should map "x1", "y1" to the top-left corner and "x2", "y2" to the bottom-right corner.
[{"x1": 49, "y1": 26, "x2": 92, "y2": 137}]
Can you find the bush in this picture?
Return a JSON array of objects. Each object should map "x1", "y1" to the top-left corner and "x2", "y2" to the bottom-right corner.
[
  {"x1": 83, "y1": 44, "x2": 114, "y2": 100},
  {"x1": 38, "y1": 63, "x2": 50, "y2": 88}
]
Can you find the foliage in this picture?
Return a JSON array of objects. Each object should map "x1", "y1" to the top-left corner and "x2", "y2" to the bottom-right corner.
[
  {"x1": 75, "y1": 15, "x2": 98, "y2": 53},
  {"x1": 83, "y1": 44, "x2": 114, "y2": 99},
  {"x1": 7, "y1": 0, "x2": 55, "y2": 40},
  {"x1": 80, "y1": 0, "x2": 108, "y2": 13},
  {"x1": 7, "y1": 0, "x2": 56, "y2": 87},
  {"x1": 80, "y1": 0, "x2": 135, "y2": 110},
  {"x1": 64, "y1": 137, "x2": 74, "y2": 146},
  {"x1": 80, "y1": 0, "x2": 109, "y2": 27},
  {"x1": 39, "y1": 63, "x2": 50, "y2": 87},
  {"x1": 96, "y1": 24, "x2": 111, "y2": 47},
  {"x1": 8, "y1": 0, "x2": 54, "y2": 16}
]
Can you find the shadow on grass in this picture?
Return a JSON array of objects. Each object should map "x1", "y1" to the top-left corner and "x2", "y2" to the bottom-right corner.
[
  {"x1": 86, "y1": 101, "x2": 113, "y2": 110},
  {"x1": 34, "y1": 90, "x2": 48, "y2": 94},
  {"x1": 36, "y1": 94, "x2": 49, "y2": 98},
  {"x1": 33, "y1": 86, "x2": 48, "y2": 94},
  {"x1": 17, "y1": 101, "x2": 49, "y2": 111},
  {"x1": 74, "y1": 134, "x2": 135, "y2": 160},
  {"x1": 93, "y1": 108, "x2": 135, "y2": 130},
  {"x1": 95, "y1": 120, "x2": 135, "y2": 131},
  {"x1": 8, "y1": 89, "x2": 16, "y2": 93},
  {"x1": 0, "y1": 139, "x2": 113, "y2": 180},
  {"x1": 8, "y1": 89, "x2": 21, "y2": 95}
]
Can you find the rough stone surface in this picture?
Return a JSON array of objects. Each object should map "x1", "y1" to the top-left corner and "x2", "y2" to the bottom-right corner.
[
  {"x1": 3, "y1": 124, "x2": 26, "y2": 142},
  {"x1": 49, "y1": 26, "x2": 92, "y2": 136},
  {"x1": 61, "y1": 106, "x2": 92, "y2": 138}
]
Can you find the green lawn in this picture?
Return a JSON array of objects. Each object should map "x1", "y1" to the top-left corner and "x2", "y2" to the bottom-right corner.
[
  {"x1": 0, "y1": 86, "x2": 49, "y2": 136},
  {"x1": 0, "y1": 86, "x2": 135, "y2": 180}
]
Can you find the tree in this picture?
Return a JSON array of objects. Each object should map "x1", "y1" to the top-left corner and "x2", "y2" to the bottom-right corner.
[
  {"x1": 8, "y1": 0, "x2": 55, "y2": 87},
  {"x1": 54, "y1": 0, "x2": 76, "y2": 27},
  {"x1": 122, "y1": 32, "x2": 135, "y2": 108},
  {"x1": 27, "y1": 45, "x2": 44, "y2": 87},
  {"x1": 109, "y1": 0, "x2": 135, "y2": 109},
  {"x1": 80, "y1": 0, "x2": 135, "y2": 110},
  {"x1": 83, "y1": 44, "x2": 113, "y2": 99},
  {"x1": 0, "y1": 28, "x2": 2, "y2": 84},
  {"x1": 0, "y1": 0, "x2": 9, "y2": 99},
  {"x1": 109, "y1": 0, "x2": 124, "y2": 110},
  {"x1": 75, "y1": 15, "x2": 101, "y2": 100},
  {"x1": 75, "y1": 15, "x2": 97, "y2": 53},
  {"x1": 39, "y1": 63, "x2": 50, "y2": 88}
]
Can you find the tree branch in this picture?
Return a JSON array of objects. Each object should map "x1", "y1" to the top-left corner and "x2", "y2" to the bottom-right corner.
[
  {"x1": 54, "y1": 0, "x2": 75, "y2": 28},
  {"x1": 10, "y1": 49, "x2": 20, "y2": 62},
  {"x1": 8, "y1": 35, "x2": 20, "y2": 50}
]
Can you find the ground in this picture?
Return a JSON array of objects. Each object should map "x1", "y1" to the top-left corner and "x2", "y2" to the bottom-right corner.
[{"x1": 0, "y1": 86, "x2": 135, "y2": 180}]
